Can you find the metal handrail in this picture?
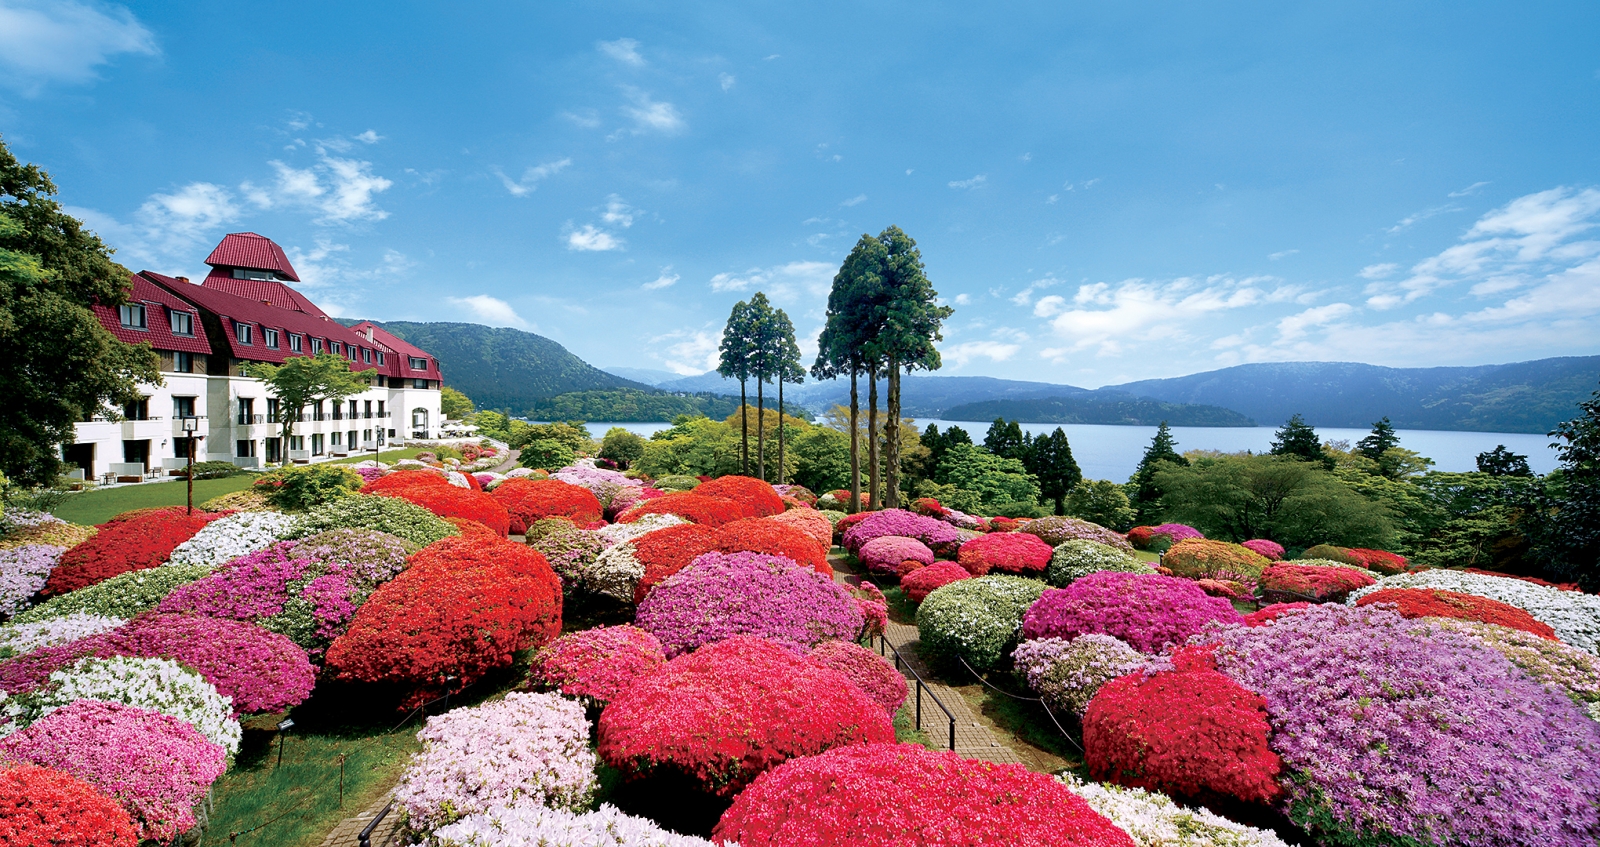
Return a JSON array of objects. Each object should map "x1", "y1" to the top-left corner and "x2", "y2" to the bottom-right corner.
[
  {"x1": 872, "y1": 631, "x2": 956, "y2": 751},
  {"x1": 358, "y1": 801, "x2": 394, "y2": 847}
]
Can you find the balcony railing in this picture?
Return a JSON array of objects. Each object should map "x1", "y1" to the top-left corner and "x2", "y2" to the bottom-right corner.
[{"x1": 237, "y1": 414, "x2": 264, "y2": 425}]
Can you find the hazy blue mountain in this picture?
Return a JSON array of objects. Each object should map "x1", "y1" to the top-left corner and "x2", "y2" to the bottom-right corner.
[
  {"x1": 657, "y1": 372, "x2": 1090, "y2": 415},
  {"x1": 942, "y1": 393, "x2": 1256, "y2": 426},
  {"x1": 602, "y1": 366, "x2": 684, "y2": 386}
]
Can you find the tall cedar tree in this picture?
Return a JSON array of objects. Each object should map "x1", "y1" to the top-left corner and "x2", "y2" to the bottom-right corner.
[
  {"x1": 0, "y1": 139, "x2": 160, "y2": 486},
  {"x1": 743, "y1": 292, "x2": 780, "y2": 480},
  {"x1": 1355, "y1": 417, "x2": 1401, "y2": 461},
  {"x1": 984, "y1": 418, "x2": 1028, "y2": 461},
  {"x1": 1128, "y1": 421, "x2": 1187, "y2": 522},
  {"x1": 814, "y1": 235, "x2": 888, "y2": 511},
  {"x1": 1531, "y1": 383, "x2": 1600, "y2": 589},
  {"x1": 771, "y1": 306, "x2": 804, "y2": 484},
  {"x1": 1029, "y1": 427, "x2": 1083, "y2": 515},
  {"x1": 1477, "y1": 445, "x2": 1533, "y2": 477},
  {"x1": 250, "y1": 354, "x2": 376, "y2": 464},
  {"x1": 1269, "y1": 413, "x2": 1330, "y2": 468},
  {"x1": 875, "y1": 226, "x2": 952, "y2": 509},
  {"x1": 717, "y1": 299, "x2": 755, "y2": 474}
]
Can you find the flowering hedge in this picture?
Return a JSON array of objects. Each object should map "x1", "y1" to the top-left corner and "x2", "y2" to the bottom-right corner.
[
  {"x1": 715, "y1": 517, "x2": 829, "y2": 575},
  {"x1": 629, "y1": 524, "x2": 722, "y2": 602},
  {"x1": 1209, "y1": 603, "x2": 1600, "y2": 846},
  {"x1": 1242, "y1": 602, "x2": 1310, "y2": 626},
  {"x1": 1013, "y1": 634, "x2": 1149, "y2": 716},
  {"x1": 0, "y1": 763, "x2": 139, "y2": 847},
  {"x1": 620, "y1": 492, "x2": 749, "y2": 527},
  {"x1": 42, "y1": 509, "x2": 220, "y2": 596},
  {"x1": 841, "y1": 510, "x2": 963, "y2": 557},
  {"x1": 1240, "y1": 539, "x2": 1285, "y2": 561},
  {"x1": 1348, "y1": 570, "x2": 1600, "y2": 653},
  {"x1": 712, "y1": 742, "x2": 1137, "y2": 847},
  {"x1": 593, "y1": 512, "x2": 685, "y2": 548},
  {"x1": 165, "y1": 511, "x2": 301, "y2": 571},
  {"x1": 531, "y1": 625, "x2": 666, "y2": 704},
  {"x1": 372, "y1": 479, "x2": 510, "y2": 537},
  {"x1": 1258, "y1": 563, "x2": 1376, "y2": 603},
  {"x1": 1022, "y1": 572, "x2": 1243, "y2": 655},
  {"x1": 0, "y1": 612, "x2": 122, "y2": 659},
  {"x1": 325, "y1": 537, "x2": 562, "y2": 706},
  {"x1": 395, "y1": 692, "x2": 597, "y2": 835},
  {"x1": 0, "y1": 544, "x2": 63, "y2": 617},
  {"x1": 1298, "y1": 544, "x2": 1363, "y2": 567},
  {"x1": 10, "y1": 563, "x2": 210, "y2": 625},
  {"x1": 605, "y1": 484, "x2": 662, "y2": 520},
  {"x1": 0, "y1": 700, "x2": 226, "y2": 841},
  {"x1": 0, "y1": 519, "x2": 96, "y2": 552},
  {"x1": 33, "y1": 656, "x2": 242, "y2": 754},
  {"x1": 916, "y1": 575, "x2": 1048, "y2": 671},
  {"x1": 900, "y1": 561, "x2": 971, "y2": 603},
  {"x1": 769, "y1": 508, "x2": 833, "y2": 550},
  {"x1": 857, "y1": 536, "x2": 935, "y2": 576},
  {"x1": 636, "y1": 552, "x2": 862, "y2": 656},
  {"x1": 1021, "y1": 516, "x2": 1135, "y2": 553},
  {"x1": 491, "y1": 479, "x2": 604, "y2": 534},
  {"x1": 597, "y1": 636, "x2": 894, "y2": 796},
  {"x1": 1045, "y1": 540, "x2": 1153, "y2": 588},
  {"x1": 808, "y1": 640, "x2": 908, "y2": 715},
  {"x1": 848, "y1": 581, "x2": 888, "y2": 637},
  {"x1": 290, "y1": 495, "x2": 460, "y2": 547},
  {"x1": 957, "y1": 531, "x2": 1054, "y2": 576},
  {"x1": 1434, "y1": 619, "x2": 1600, "y2": 718},
  {"x1": 433, "y1": 803, "x2": 717, "y2": 847},
  {"x1": 1084, "y1": 650, "x2": 1282, "y2": 804},
  {"x1": 694, "y1": 475, "x2": 784, "y2": 516},
  {"x1": 552, "y1": 462, "x2": 639, "y2": 508},
  {"x1": 1356, "y1": 587, "x2": 1559, "y2": 639},
  {"x1": 1161, "y1": 539, "x2": 1271, "y2": 586},
  {"x1": 1062, "y1": 774, "x2": 1290, "y2": 847}
]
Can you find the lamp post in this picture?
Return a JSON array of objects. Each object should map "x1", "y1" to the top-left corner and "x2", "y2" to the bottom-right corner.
[{"x1": 182, "y1": 417, "x2": 198, "y2": 515}]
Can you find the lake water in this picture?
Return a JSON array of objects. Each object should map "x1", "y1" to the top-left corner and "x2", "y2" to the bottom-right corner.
[{"x1": 574, "y1": 421, "x2": 1561, "y2": 482}]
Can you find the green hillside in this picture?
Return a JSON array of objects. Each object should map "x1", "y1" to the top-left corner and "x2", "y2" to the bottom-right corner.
[{"x1": 527, "y1": 389, "x2": 742, "y2": 422}]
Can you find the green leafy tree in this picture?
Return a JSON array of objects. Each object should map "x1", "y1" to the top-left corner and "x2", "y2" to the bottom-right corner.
[
  {"x1": 508, "y1": 422, "x2": 592, "y2": 454},
  {"x1": 789, "y1": 424, "x2": 853, "y2": 494},
  {"x1": 635, "y1": 415, "x2": 743, "y2": 479},
  {"x1": 742, "y1": 292, "x2": 780, "y2": 480},
  {"x1": 254, "y1": 464, "x2": 364, "y2": 511},
  {"x1": 1355, "y1": 417, "x2": 1400, "y2": 461},
  {"x1": 1128, "y1": 422, "x2": 1187, "y2": 522},
  {"x1": 1154, "y1": 454, "x2": 1395, "y2": 549},
  {"x1": 0, "y1": 142, "x2": 160, "y2": 486},
  {"x1": 1270, "y1": 413, "x2": 1330, "y2": 468},
  {"x1": 771, "y1": 306, "x2": 804, "y2": 485},
  {"x1": 251, "y1": 354, "x2": 375, "y2": 465},
  {"x1": 1477, "y1": 445, "x2": 1533, "y2": 477},
  {"x1": 1065, "y1": 480, "x2": 1137, "y2": 531},
  {"x1": 1027, "y1": 427, "x2": 1082, "y2": 515},
  {"x1": 983, "y1": 418, "x2": 1028, "y2": 461},
  {"x1": 440, "y1": 386, "x2": 475, "y2": 420},
  {"x1": 1529, "y1": 382, "x2": 1600, "y2": 588},
  {"x1": 519, "y1": 439, "x2": 577, "y2": 471},
  {"x1": 717, "y1": 299, "x2": 755, "y2": 475},
  {"x1": 598, "y1": 427, "x2": 646, "y2": 469},
  {"x1": 814, "y1": 235, "x2": 888, "y2": 511},
  {"x1": 935, "y1": 443, "x2": 1040, "y2": 509},
  {"x1": 874, "y1": 226, "x2": 952, "y2": 509}
]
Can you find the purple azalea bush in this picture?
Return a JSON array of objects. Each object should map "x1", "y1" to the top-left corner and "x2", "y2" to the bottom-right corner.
[
  {"x1": 856, "y1": 535, "x2": 936, "y2": 575},
  {"x1": 1019, "y1": 516, "x2": 1135, "y2": 553},
  {"x1": 0, "y1": 544, "x2": 65, "y2": 617},
  {"x1": 1209, "y1": 603, "x2": 1600, "y2": 847},
  {"x1": 1150, "y1": 523, "x2": 1203, "y2": 543},
  {"x1": 1020, "y1": 571, "x2": 1243, "y2": 654},
  {"x1": 841, "y1": 509, "x2": 962, "y2": 554},
  {"x1": 1012, "y1": 634, "x2": 1150, "y2": 716},
  {"x1": 636, "y1": 551, "x2": 863, "y2": 657}
]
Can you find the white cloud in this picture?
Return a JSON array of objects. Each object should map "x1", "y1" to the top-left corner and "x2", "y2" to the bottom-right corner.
[
  {"x1": 566, "y1": 224, "x2": 623, "y2": 252},
  {"x1": 602, "y1": 195, "x2": 636, "y2": 227},
  {"x1": 1009, "y1": 277, "x2": 1059, "y2": 307},
  {"x1": 656, "y1": 330, "x2": 721, "y2": 374},
  {"x1": 944, "y1": 341, "x2": 1020, "y2": 367},
  {"x1": 598, "y1": 38, "x2": 644, "y2": 66},
  {"x1": 449, "y1": 294, "x2": 530, "y2": 329},
  {"x1": 719, "y1": 72, "x2": 735, "y2": 91},
  {"x1": 619, "y1": 88, "x2": 685, "y2": 135},
  {"x1": 1268, "y1": 248, "x2": 1299, "y2": 261},
  {"x1": 562, "y1": 109, "x2": 602, "y2": 128},
  {"x1": 1386, "y1": 203, "x2": 1462, "y2": 234},
  {"x1": 709, "y1": 261, "x2": 834, "y2": 298},
  {"x1": 248, "y1": 151, "x2": 393, "y2": 223},
  {"x1": 1449, "y1": 181, "x2": 1490, "y2": 198},
  {"x1": 1033, "y1": 294, "x2": 1067, "y2": 317},
  {"x1": 1044, "y1": 275, "x2": 1277, "y2": 356},
  {"x1": 492, "y1": 158, "x2": 572, "y2": 197},
  {"x1": 355, "y1": 130, "x2": 382, "y2": 144},
  {"x1": 1359, "y1": 263, "x2": 1398, "y2": 280},
  {"x1": 643, "y1": 268, "x2": 679, "y2": 290},
  {"x1": 840, "y1": 194, "x2": 867, "y2": 207},
  {"x1": 953, "y1": 293, "x2": 972, "y2": 306},
  {"x1": 1275, "y1": 303, "x2": 1355, "y2": 341},
  {"x1": 0, "y1": 0, "x2": 156, "y2": 90},
  {"x1": 70, "y1": 181, "x2": 241, "y2": 269},
  {"x1": 948, "y1": 174, "x2": 987, "y2": 190},
  {"x1": 1046, "y1": 194, "x2": 1058, "y2": 204}
]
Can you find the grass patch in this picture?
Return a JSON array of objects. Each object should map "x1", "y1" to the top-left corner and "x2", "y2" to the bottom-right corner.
[
  {"x1": 893, "y1": 698, "x2": 936, "y2": 749},
  {"x1": 1133, "y1": 549, "x2": 1161, "y2": 564},
  {"x1": 325, "y1": 447, "x2": 429, "y2": 465},
  {"x1": 50, "y1": 475, "x2": 259, "y2": 526},
  {"x1": 963, "y1": 683, "x2": 1081, "y2": 773}
]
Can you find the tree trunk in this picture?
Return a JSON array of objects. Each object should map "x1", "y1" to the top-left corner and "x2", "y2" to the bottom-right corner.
[
  {"x1": 739, "y1": 379, "x2": 749, "y2": 475},
  {"x1": 849, "y1": 368, "x2": 860, "y2": 513},
  {"x1": 868, "y1": 363, "x2": 880, "y2": 511},
  {"x1": 777, "y1": 379, "x2": 786, "y2": 485},
  {"x1": 1054, "y1": 493, "x2": 1066, "y2": 516},
  {"x1": 756, "y1": 378, "x2": 766, "y2": 481},
  {"x1": 885, "y1": 357, "x2": 900, "y2": 510}
]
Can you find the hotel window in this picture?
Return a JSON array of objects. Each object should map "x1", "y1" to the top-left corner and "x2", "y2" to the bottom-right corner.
[
  {"x1": 313, "y1": 338, "x2": 325, "y2": 354},
  {"x1": 288, "y1": 333, "x2": 302, "y2": 353},
  {"x1": 235, "y1": 322, "x2": 253, "y2": 344},
  {"x1": 264, "y1": 328, "x2": 279, "y2": 348},
  {"x1": 119, "y1": 304, "x2": 147, "y2": 329},
  {"x1": 169, "y1": 310, "x2": 193, "y2": 335},
  {"x1": 236, "y1": 439, "x2": 257, "y2": 457},
  {"x1": 361, "y1": 347, "x2": 371, "y2": 363},
  {"x1": 376, "y1": 351, "x2": 385, "y2": 365},
  {"x1": 412, "y1": 378, "x2": 428, "y2": 389},
  {"x1": 173, "y1": 351, "x2": 194, "y2": 373},
  {"x1": 331, "y1": 341, "x2": 342, "y2": 355},
  {"x1": 173, "y1": 396, "x2": 196, "y2": 419},
  {"x1": 408, "y1": 356, "x2": 428, "y2": 370},
  {"x1": 232, "y1": 268, "x2": 276, "y2": 281}
]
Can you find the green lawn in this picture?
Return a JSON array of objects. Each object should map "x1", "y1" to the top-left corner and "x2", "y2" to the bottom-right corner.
[
  {"x1": 50, "y1": 474, "x2": 260, "y2": 526},
  {"x1": 325, "y1": 447, "x2": 429, "y2": 465}
]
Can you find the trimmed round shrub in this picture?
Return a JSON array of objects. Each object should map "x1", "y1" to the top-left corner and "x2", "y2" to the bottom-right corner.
[
  {"x1": 1356, "y1": 587, "x2": 1558, "y2": 639},
  {"x1": 1258, "y1": 563, "x2": 1376, "y2": 604},
  {"x1": 712, "y1": 742, "x2": 1138, "y2": 847},
  {"x1": 9, "y1": 564, "x2": 210, "y2": 625},
  {"x1": 856, "y1": 535, "x2": 935, "y2": 576},
  {"x1": 1241, "y1": 539, "x2": 1285, "y2": 560},
  {"x1": 693, "y1": 475, "x2": 784, "y2": 517},
  {"x1": 1063, "y1": 774, "x2": 1291, "y2": 847},
  {"x1": 653, "y1": 474, "x2": 701, "y2": 491},
  {"x1": 629, "y1": 523, "x2": 722, "y2": 603},
  {"x1": 841, "y1": 510, "x2": 961, "y2": 555},
  {"x1": 1021, "y1": 572, "x2": 1244, "y2": 655},
  {"x1": 1161, "y1": 538, "x2": 1271, "y2": 585},
  {"x1": 1210, "y1": 603, "x2": 1600, "y2": 847},
  {"x1": 0, "y1": 763, "x2": 140, "y2": 847},
  {"x1": 1045, "y1": 539, "x2": 1153, "y2": 587},
  {"x1": 1243, "y1": 602, "x2": 1312, "y2": 626},
  {"x1": 619, "y1": 491, "x2": 750, "y2": 527},
  {"x1": 1348, "y1": 548, "x2": 1408, "y2": 574},
  {"x1": 433, "y1": 803, "x2": 718, "y2": 847},
  {"x1": 42, "y1": 509, "x2": 220, "y2": 596},
  {"x1": 491, "y1": 478, "x2": 604, "y2": 534},
  {"x1": 0, "y1": 544, "x2": 64, "y2": 617},
  {"x1": 597, "y1": 636, "x2": 894, "y2": 796},
  {"x1": 592, "y1": 512, "x2": 685, "y2": 548},
  {"x1": 551, "y1": 463, "x2": 637, "y2": 508},
  {"x1": 200, "y1": 488, "x2": 275, "y2": 513},
  {"x1": 916, "y1": 575, "x2": 1048, "y2": 671},
  {"x1": 289, "y1": 494, "x2": 460, "y2": 547},
  {"x1": 0, "y1": 700, "x2": 226, "y2": 842},
  {"x1": 715, "y1": 517, "x2": 829, "y2": 575},
  {"x1": 325, "y1": 537, "x2": 562, "y2": 707},
  {"x1": 394, "y1": 692, "x2": 597, "y2": 836},
  {"x1": 1084, "y1": 650, "x2": 1282, "y2": 805},
  {"x1": 371, "y1": 478, "x2": 510, "y2": 536},
  {"x1": 0, "y1": 612, "x2": 123, "y2": 659},
  {"x1": 768, "y1": 507, "x2": 833, "y2": 550},
  {"x1": 32, "y1": 656, "x2": 241, "y2": 755},
  {"x1": 1300, "y1": 543, "x2": 1362, "y2": 566},
  {"x1": 1012, "y1": 634, "x2": 1149, "y2": 716},
  {"x1": 1020, "y1": 516, "x2": 1134, "y2": 553},
  {"x1": 1148, "y1": 523, "x2": 1203, "y2": 544},
  {"x1": 530, "y1": 625, "x2": 666, "y2": 704},
  {"x1": 900, "y1": 561, "x2": 971, "y2": 603},
  {"x1": 527, "y1": 526, "x2": 606, "y2": 592},
  {"x1": 636, "y1": 552, "x2": 862, "y2": 656},
  {"x1": 808, "y1": 639, "x2": 907, "y2": 714},
  {"x1": 957, "y1": 531, "x2": 1054, "y2": 576}
]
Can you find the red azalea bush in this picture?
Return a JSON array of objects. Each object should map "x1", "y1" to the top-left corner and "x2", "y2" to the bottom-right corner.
[
  {"x1": 325, "y1": 537, "x2": 562, "y2": 706},
  {"x1": 0, "y1": 764, "x2": 139, "y2": 847},
  {"x1": 901, "y1": 561, "x2": 973, "y2": 603},
  {"x1": 768, "y1": 508, "x2": 835, "y2": 550},
  {"x1": 834, "y1": 511, "x2": 872, "y2": 540},
  {"x1": 42, "y1": 509, "x2": 220, "y2": 596},
  {"x1": 597, "y1": 636, "x2": 893, "y2": 796},
  {"x1": 1462, "y1": 568, "x2": 1584, "y2": 592},
  {"x1": 1083, "y1": 650, "x2": 1282, "y2": 804},
  {"x1": 630, "y1": 523, "x2": 722, "y2": 602},
  {"x1": 1241, "y1": 539, "x2": 1286, "y2": 561},
  {"x1": 695, "y1": 475, "x2": 784, "y2": 517},
  {"x1": 716, "y1": 517, "x2": 830, "y2": 575},
  {"x1": 857, "y1": 536, "x2": 935, "y2": 575},
  {"x1": 1356, "y1": 587, "x2": 1559, "y2": 639},
  {"x1": 443, "y1": 516, "x2": 500, "y2": 540},
  {"x1": 620, "y1": 491, "x2": 750, "y2": 527},
  {"x1": 1258, "y1": 563, "x2": 1377, "y2": 603},
  {"x1": 360, "y1": 469, "x2": 449, "y2": 495},
  {"x1": 957, "y1": 531, "x2": 1054, "y2": 576},
  {"x1": 1243, "y1": 602, "x2": 1311, "y2": 626},
  {"x1": 1348, "y1": 548, "x2": 1409, "y2": 575},
  {"x1": 531, "y1": 625, "x2": 666, "y2": 704},
  {"x1": 1126, "y1": 526, "x2": 1155, "y2": 549},
  {"x1": 373, "y1": 483, "x2": 510, "y2": 537},
  {"x1": 807, "y1": 640, "x2": 907, "y2": 714},
  {"x1": 1021, "y1": 572, "x2": 1244, "y2": 654},
  {"x1": 911, "y1": 497, "x2": 949, "y2": 517},
  {"x1": 713, "y1": 742, "x2": 1137, "y2": 847},
  {"x1": 490, "y1": 478, "x2": 604, "y2": 534}
]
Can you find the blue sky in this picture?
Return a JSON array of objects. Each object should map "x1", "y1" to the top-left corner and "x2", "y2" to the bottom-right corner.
[{"x1": 3, "y1": 1, "x2": 1598, "y2": 386}]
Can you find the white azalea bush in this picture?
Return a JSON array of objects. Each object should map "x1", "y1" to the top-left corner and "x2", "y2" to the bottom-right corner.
[
  {"x1": 592, "y1": 513, "x2": 685, "y2": 548},
  {"x1": 0, "y1": 613, "x2": 125, "y2": 659},
  {"x1": 32, "y1": 656, "x2": 241, "y2": 754},
  {"x1": 1062, "y1": 775, "x2": 1290, "y2": 847},
  {"x1": 434, "y1": 803, "x2": 721, "y2": 847},
  {"x1": 10, "y1": 563, "x2": 211, "y2": 623},
  {"x1": 585, "y1": 542, "x2": 647, "y2": 603},
  {"x1": 1348, "y1": 570, "x2": 1600, "y2": 653},
  {"x1": 167, "y1": 512, "x2": 302, "y2": 570}
]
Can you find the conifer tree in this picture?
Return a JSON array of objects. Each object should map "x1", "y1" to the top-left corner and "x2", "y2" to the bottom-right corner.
[
  {"x1": 814, "y1": 235, "x2": 887, "y2": 511},
  {"x1": 1355, "y1": 416, "x2": 1400, "y2": 461},
  {"x1": 771, "y1": 307, "x2": 804, "y2": 485},
  {"x1": 1270, "y1": 413, "x2": 1329, "y2": 468},
  {"x1": 1128, "y1": 421, "x2": 1188, "y2": 522},
  {"x1": 875, "y1": 226, "x2": 951, "y2": 509},
  {"x1": 1028, "y1": 427, "x2": 1083, "y2": 515},
  {"x1": 717, "y1": 299, "x2": 755, "y2": 474}
]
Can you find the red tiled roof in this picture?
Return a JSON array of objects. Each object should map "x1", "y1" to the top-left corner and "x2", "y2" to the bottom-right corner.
[
  {"x1": 95, "y1": 274, "x2": 215, "y2": 355},
  {"x1": 349, "y1": 322, "x2": 443, "y2": 381},
  {"x1": 198, "y1": 270, "x2": 328, "y2": 316},
  {"x1": 203, "y1": 232, "x2": 301, "y2": 281},
  {"x1": 146, "y1": 273, "x2": 386, "y2": 369}
]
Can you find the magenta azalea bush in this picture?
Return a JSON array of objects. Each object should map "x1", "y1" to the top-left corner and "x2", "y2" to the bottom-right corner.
[
  {"x1": 807, "y1": 639, "x2": 908, "y2": 715},
  {"x1": 841, "y1": 509, "x2": 962, "y2": 554},
  {"x1": 635, "y1": 551, "x2": 863, "y2": 657},
  {"x1": 530, "y1": 625, "x2": 666, "y2": 704},
  {"x1": 856, "y1": 535, "x2": 936, "y2": 575},
  {"x1": 0, "y1": 699, "x2": 226, "y2": 842},
  {"x1": 1209, "y1": 603, "x2": 1600, "y2": 847},
  {"x1": 1021, "y1": 572, "x2": 1243, "y2": 654},
  {"x1": 1149, "y1": 523, "x2": 1203, "y2": 543},
  {"x1": 0, "y1": 544, "x2": 64, "y2": 617},
  {"x1": 1240, "y1": 539, "x2": 1286, "y2": 561}
]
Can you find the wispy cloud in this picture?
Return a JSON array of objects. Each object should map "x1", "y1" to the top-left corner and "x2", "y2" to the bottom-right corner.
[
  {"x1": 944, "y1": 340, "x2": 1021, "y2": 367},
  {"x1": 1449, "y1": 181, "x2": 1490, "y2": 198},
  {"x1": 709, "y1": 261, "x2": 834, "y2": 298},
  {"x1": 1268, "y1": 248, "x2": 1299, "y2": 261},
  {"x1": 1386, "y1": 203, "x2": 1462, "y2": 234},
  {"x1": 840, "y1": 194, "x2": 868, "y2": 207},
  {"x1": 449, "y1": 294, "x2": 530, "y2": 329},
  {"x1": 243, "y1": 149, "x2": 393, "y2": 224},
  {"x1": 491, "y1": 158, "x2": 572, "y2": 197},
  {"x1": 1009, "y1": 277, "x2": 1059, "y2": 307},
  {"x1": 354, "y1": 130, "x2": 383, "y2": 144},
  {"x1": 601, "y1": 195, "x2": 636, "y2": 227},
  {"x1": 70, "y1": 182, "x2": 241, "y2": 269},
  {"x1": 953, "y1": 293, "x2": 972, "y2": 306},
  {"x1": 1276, "y1": 303, "x2": 1355, "y2": 341},
  {"x1": 597, "y1": 37, "x2": 644, "y2": 66},
  {"x1": 0, "y1": 0, "x2": 157, "y2": 91},
  {"x1": 643, "y1": 267, "x2": 679, "y2": 290},
  {"x1": 655, "y1": 329, "x2": 720, "y2": 374},
  {"x1": 1359, "y1": 263, "x2": 1398, "y2": 280},
  {"x1": 566, "y1": 224, "x2": 623, "y2": 252},
  {"x1": 617, "y1": 87, "x2": 685, "y2": 136},
  {"x1": 719, "y1": 72, "x2": 735, "y2": 91},
  {"x1": 948, "y1": 174, "x2": 987, "y2": 190},
  {"x1": 1043, "y1": 275, "x2": 1283, "y2": 356}
]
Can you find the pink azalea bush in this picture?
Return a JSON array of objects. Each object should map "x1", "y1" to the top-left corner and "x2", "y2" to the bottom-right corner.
[
  {"x1": 1020, "y1": 516, "x2": 1135, "y2": 553},
  {"x1": 1241, "y1": 539, "x2": 1286, "y2": 560},
  {"x1": 530, "y1": 625, "x2": 666, "y2": 704},
  {"x1": 856, "y1": 535, "x2": 935, "y2": 576},
  {"x1": 1021, "y1": 572, "x2": 1243, "y2": 655},
  {"x1": 1012, "y1": 634, "x2": 1150, "y2": 716},
  {"x1": 841, "y1": 509, "x2": 962, "y2": 555},
  {"x1": 808, "y1": 639, "x2": 908, "y2": 715}
]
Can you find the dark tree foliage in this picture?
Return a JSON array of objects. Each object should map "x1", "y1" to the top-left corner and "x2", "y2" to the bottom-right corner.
[
  {"x1": 1026, "y1": 427, "x2": 1083, "y2": 515},
  {"x1": 983, "y1": 418, "x2": 1028, "y2": 461},
  {"x1": 1476, "y1": 444, "x2": 1533, "y2": 477},
  {"x1": 1355, "y1": 416, "x2": 1401, "y2": 461},
  {"x1": 1530, "y1": 383, "x2": 1600, "y2": 589},
  {"x1": 527, "y1": 389, "x2": 740, "y2": 422},
  {"x1": 1270, "y1": 413, "x2": 1330, "y2": 468},
  {"x1": 813, "y1": 235, "x2": 888, "y2": 512},
  {"x1": 874, "y1": 226, "x2": 952, "y2": 509},
  {"x1": 1128, "y1": 421, "x2": 1187, "y2": 523},
  {"x1": 717, "y1": 299, "x2": 755, "y2": 474}
]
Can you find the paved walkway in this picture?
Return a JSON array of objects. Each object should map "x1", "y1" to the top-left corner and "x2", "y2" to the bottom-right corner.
[{"x1": 318, "y1": 797, "x2": 401, "y2": 847}]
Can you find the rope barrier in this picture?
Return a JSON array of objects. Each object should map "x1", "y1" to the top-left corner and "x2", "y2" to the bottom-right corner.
[{"x1": 955, "y1": 655, "x2": 1085, "y2": 756}]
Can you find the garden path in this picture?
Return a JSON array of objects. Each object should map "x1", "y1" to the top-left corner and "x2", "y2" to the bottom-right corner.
[{"x1": 319, "y1": 796, "x2": 402, "y2": 847}]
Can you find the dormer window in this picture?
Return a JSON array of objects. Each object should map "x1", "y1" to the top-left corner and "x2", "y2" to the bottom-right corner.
[
  {"x1": 231, "y1": 268, "x2": 277, "y2": 281},
  {"x1": 264, "y1": 328, "x2": 280, "y2": 348},
  {"x1": 169, "y1": 309, "x2": 193, "y2": 335},
  {"x1": 376, "y1": 351, "x2": 385, "y2": 365},
  {"x1": 235, "y1": 322, "x2": 253, "y2": 344},
  {"x1": 288, "y1": 333, "x2": 302, "y2": 352},
  {"x1": 408, "y1": 356, "x2": 428, "y2": 370},
  {"x1": 119, "y1": 304, "x2": 147, "y2": 329},
  {"x1": 362, "y1": 347, "x2": 371, "y2": 364},
  {"x1": 331, "y1": 341, "x2": 342, "y2": 355},
  {"x1": 310, "y1": 337, "x2": 323, "y2": 354}
]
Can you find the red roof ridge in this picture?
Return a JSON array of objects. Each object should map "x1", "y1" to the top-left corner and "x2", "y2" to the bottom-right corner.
[{"x1": 204, "y1": 232, "x2": 301, "y2": 282}]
